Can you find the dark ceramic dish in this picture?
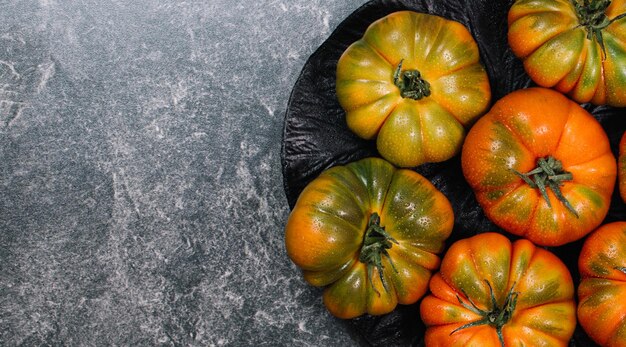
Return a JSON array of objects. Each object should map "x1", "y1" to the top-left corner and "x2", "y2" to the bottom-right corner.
[{"x1": 281, "y1": 0, "x2": 626, "y2": 345}]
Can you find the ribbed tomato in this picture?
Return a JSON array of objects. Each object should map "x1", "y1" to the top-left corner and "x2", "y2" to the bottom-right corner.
[
  {"x1": 508, "y1": 0, "x2": 626, "y2": 106},
  {"x1": 420, "y1": 232, "x2": 576, "y2": 347},
  {"x1": 336, "y1": 10, "x2": 491, "y2": 168},
  {"x1": 578, "y1": 222, "x2": 626, "y2": 347},
  {"x1": 461, "y1": 87, "x2": 616, "y2": 246},
  {"x1": 284, "y1": 157, "x2": 454, "y2": 318}
]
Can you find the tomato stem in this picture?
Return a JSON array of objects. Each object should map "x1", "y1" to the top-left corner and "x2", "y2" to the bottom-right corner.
[
  {"x1": 512, "y1": 156, "x2": 579, "y2": 218},
  {"x1": 451, "y1": 280, "x2": 519, "y2": 347},
  {"x1": 573, "y1": 0, "x2": 626, "y2": 60},
  {"x1": 359, "y1": 212, "x2": 399, "y2": 296},
  {"x1": 393, "y1": 59, "x2": 431, "y2": 100}
]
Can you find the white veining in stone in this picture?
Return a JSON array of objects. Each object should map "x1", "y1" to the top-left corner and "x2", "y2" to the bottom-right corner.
[{"x1": 0, "y1": 0, "x2": 369, "y2": 345}]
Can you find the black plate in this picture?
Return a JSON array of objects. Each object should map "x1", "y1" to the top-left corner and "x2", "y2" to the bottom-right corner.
[{"x1": 281, "y1": 0, "x2": 626, "y2": 345}]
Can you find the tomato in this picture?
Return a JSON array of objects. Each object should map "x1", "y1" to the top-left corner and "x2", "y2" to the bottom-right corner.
[
  {"x1": 508, "y1": 0, "x2": 626, "y2": 106},
  {"x1": 617, "y1": 131, "x2": 626, "y2": 202},
  {"x1": 284, "y1": 157, "x2": 454, "y2": 318},
  {"x1": 420, "y1": 232, "x2": 576, "y2": 347},
  {"x1": 578, "y1": 222, "x2": 626, "y2": 347},
  {"x1": 461, "y1": 87, "x2": 616, "y2": 246},
  {"x1": 336, "y1": 10, "x2": 491, "y2": 168}
]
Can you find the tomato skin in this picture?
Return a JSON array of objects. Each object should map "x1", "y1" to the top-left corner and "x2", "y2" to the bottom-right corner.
[
  {"x1": 461, "y1": 87, "x2": 616, "y2": 246},
  {"x1": 285, "y1": 157, "x2": 454, "y2": 318},
  {"x1": 578, "y1": 222, "x2": 626, "y2": 347},
  {"x1": 508, "y1": 0, "x2": 626, "y2": 106},
  {"x1": 617, "y1": 131, "x2": 626, "y2": 203},
  {"x1": 336, "y1": 11, "x2": 491, "y2": 168},
  {"x1": 420, "y1": 232, "x2": 576, "y2": 347}
]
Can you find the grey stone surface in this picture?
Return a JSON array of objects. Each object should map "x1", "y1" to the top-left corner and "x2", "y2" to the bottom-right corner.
[{"x1": 0, "y1": 1, "x2": 368, "y2": 345}]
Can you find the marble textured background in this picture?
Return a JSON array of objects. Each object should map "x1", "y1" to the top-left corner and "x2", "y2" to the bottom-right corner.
[{"x1": 0, "y1": 0, "x2": 370, "y2": 345}]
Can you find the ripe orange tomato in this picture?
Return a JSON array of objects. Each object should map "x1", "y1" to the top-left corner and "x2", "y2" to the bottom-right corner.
[
  {"x1": 578, "y1": 222, "x2": 626, "y2": 347},
  {"x1": 461, "y1": 87, "x2": 616, "y2": 246},
  {"x1": 285, "y1": 157, "x2": 454, "y2": 318},
  {"x1": 420, "y1": 232, "x2": 576, "y2": 346}
]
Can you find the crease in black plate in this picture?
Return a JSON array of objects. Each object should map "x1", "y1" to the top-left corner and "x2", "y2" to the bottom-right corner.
[{"x1": 281, "y1": 0, "x2": 626, "y2": 346}]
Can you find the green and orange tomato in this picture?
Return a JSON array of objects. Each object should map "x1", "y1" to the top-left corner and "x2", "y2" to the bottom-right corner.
[
  {"x1": 508, "y1": 0, "x2": 626, "y2": 106},
  {"x1": 578, "y1": 221, "x2": 626, "y2": 347},
  {"x1": 284, "y1": 157, "x2": 454, "y2": 318},
  {"x1": 420, "y1": 232, "x2": 576, "y2": 347},
  {"x1": 336, "y1": 11, "x2": 491, "y2": 167},
  {"x1": 462, "y1": 87, "x2": 616, "y2": 246}
]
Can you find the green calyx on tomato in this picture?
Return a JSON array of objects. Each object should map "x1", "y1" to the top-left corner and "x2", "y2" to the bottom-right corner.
[
  {"x1": 574, "y1": 0, "x2": 626, "y2": 58},
  {"x1": 452, "y1": 280, "x2": 519, "y2": 347},
  {"x1": 393, "y1": 59, "x2": 431, "y2": 100},
  {"x1": 359, "y1": 212, "x2": 399, "y2": 295},
  {"x1": 512, "y1": 156, "x2": 579, "y2": 217}
]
